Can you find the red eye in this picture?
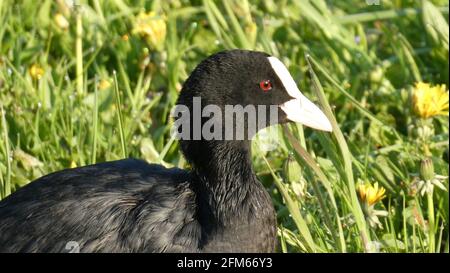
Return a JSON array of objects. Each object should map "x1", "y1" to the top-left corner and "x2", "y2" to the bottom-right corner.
[{"x1": 259, "y1": 80, "x2": 272, "y2": 92}]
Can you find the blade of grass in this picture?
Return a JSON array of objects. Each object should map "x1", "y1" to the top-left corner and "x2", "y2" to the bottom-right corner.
[
  {"x1": 113, "y1": 71, "x2": 127, "y2": 158},
  {"x1": 203, "y1": 0, "x2": 237, "y2": 48},
  {"x1": 75, "y1": 4, "x2": 84, "y2": 97},
  {"x1": 279, "y1": 225, "x2": 288, "y2": 253},
  {"x1": 436, "y1": 222, "x2": 444, "y2": 253},
  {"x1": 157, "y1": 133, "x2": 177, "y2": 168},
  {"x1": 221, "y1": 0, "x2": 251, "y2": 49},
  {"x1": 307, "y1": 55, "x2": 390, "y2": 129},
  {"x1": 398, "y1": 34, "x2": 423, "y2": 82},
  {"x1": 0, "y1": 105, "x2": 11, "y2": 198},
  {"x1": 306, "y1": 54, "x2": 371, "y2": 251},
  {"x1": 91, "y1": 76, "x2": 99, "y2": 164},
  {"x1": 260, "y1": 152, "x2": 319, "y2": 253},
  {"x1": 116, "y1": 58, "x2": 135, "y2": 109},
  {"x1": 403, "y1": 195, "x2": 409, "y2": 252},
  {"x1": 427, "y1": 191, "x2": 435, "y2": 253},
  {"x1": 422, "y1": 0, "x2": 449, "y2": 51},
  {"x1": 336, "y1": 7, "x2": 449, "y2": 24},
  {"x1": 282, "y1": 127, "x2": 346, "y2": 252}
]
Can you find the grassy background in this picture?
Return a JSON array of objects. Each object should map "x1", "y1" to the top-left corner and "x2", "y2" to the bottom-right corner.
[{"x1": 0, "y1": 0, "x2": 448, "y2": 252}]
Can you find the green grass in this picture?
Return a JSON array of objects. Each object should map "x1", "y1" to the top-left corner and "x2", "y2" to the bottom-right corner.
[{"x1": 0, "y1": 0, "x2": 448, "y2": 253}]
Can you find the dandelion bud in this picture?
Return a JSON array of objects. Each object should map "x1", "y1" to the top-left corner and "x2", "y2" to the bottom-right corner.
[
  {"x1": 284, "y1": 155, "x2": 307, "y2": 197},
  {"x1": 284, "y1": 155, "x2": 302, "y2": 183},
  {"x1": 370, "y1": 66, "x2": 383, "y2": 83},
  {"x1": 55, "y1": 13, "x2": 69, "y2": 30},
  {"x1": 420, "y1": 158, "x2": 435, "y2": 182}
]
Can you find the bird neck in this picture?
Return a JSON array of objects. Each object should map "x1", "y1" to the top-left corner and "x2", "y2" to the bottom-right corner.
[{"x1": 187, "y1": 140, "x2": 269, "y2": 224}]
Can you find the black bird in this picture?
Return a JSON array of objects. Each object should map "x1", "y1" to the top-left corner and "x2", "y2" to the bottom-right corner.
[{"x1": 0, "y1": 50, "x2": 332, "y2": 253}]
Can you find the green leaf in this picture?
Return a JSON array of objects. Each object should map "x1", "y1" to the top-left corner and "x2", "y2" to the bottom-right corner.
[{"x1": 422, "y1": 0, "x2": 449, "y2": 51}]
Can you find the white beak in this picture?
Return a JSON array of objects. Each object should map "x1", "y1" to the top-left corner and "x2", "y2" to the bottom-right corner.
[{"x1": 268, "y1": 57, "x2": 333, "y2": 132}]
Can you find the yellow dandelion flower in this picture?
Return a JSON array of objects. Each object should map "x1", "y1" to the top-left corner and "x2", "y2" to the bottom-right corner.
[
  {"x1": 55, "y1": 13, "x2": 69, "y2": 30},
  {"x1": 121, "y1": 34, "x2": 129, "y2": 41},
  {"x1": 29, "y1": 64, "x2": 45, "y2": 80},
  {"x1": 358, "y1": 181, "x2": 388, "y2": 228},
  {"x1": 70, "y1": 160, "x2": 77, "y2": 169},
  {"x1": 132, "y1": 11, "x2": 166, "y2": 50},
  {"x1": 357, "y1": 182, "x2": 386, "y2": 206},
  {"x1": 98, "y1": 79, "x2": 111, "y2": 91},
  {"x1": 412, "y1": 82, "x2": 449, "y2": 119}
]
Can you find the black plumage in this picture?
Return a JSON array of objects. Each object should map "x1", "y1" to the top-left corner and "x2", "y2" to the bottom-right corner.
[{"x1": 0, "y1": 50, "x2": 331, "y2": 252}]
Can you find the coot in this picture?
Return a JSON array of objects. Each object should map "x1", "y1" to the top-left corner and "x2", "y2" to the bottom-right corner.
[{"x1": 0, "y1": 50, "x2": 332, "y2": 253}]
